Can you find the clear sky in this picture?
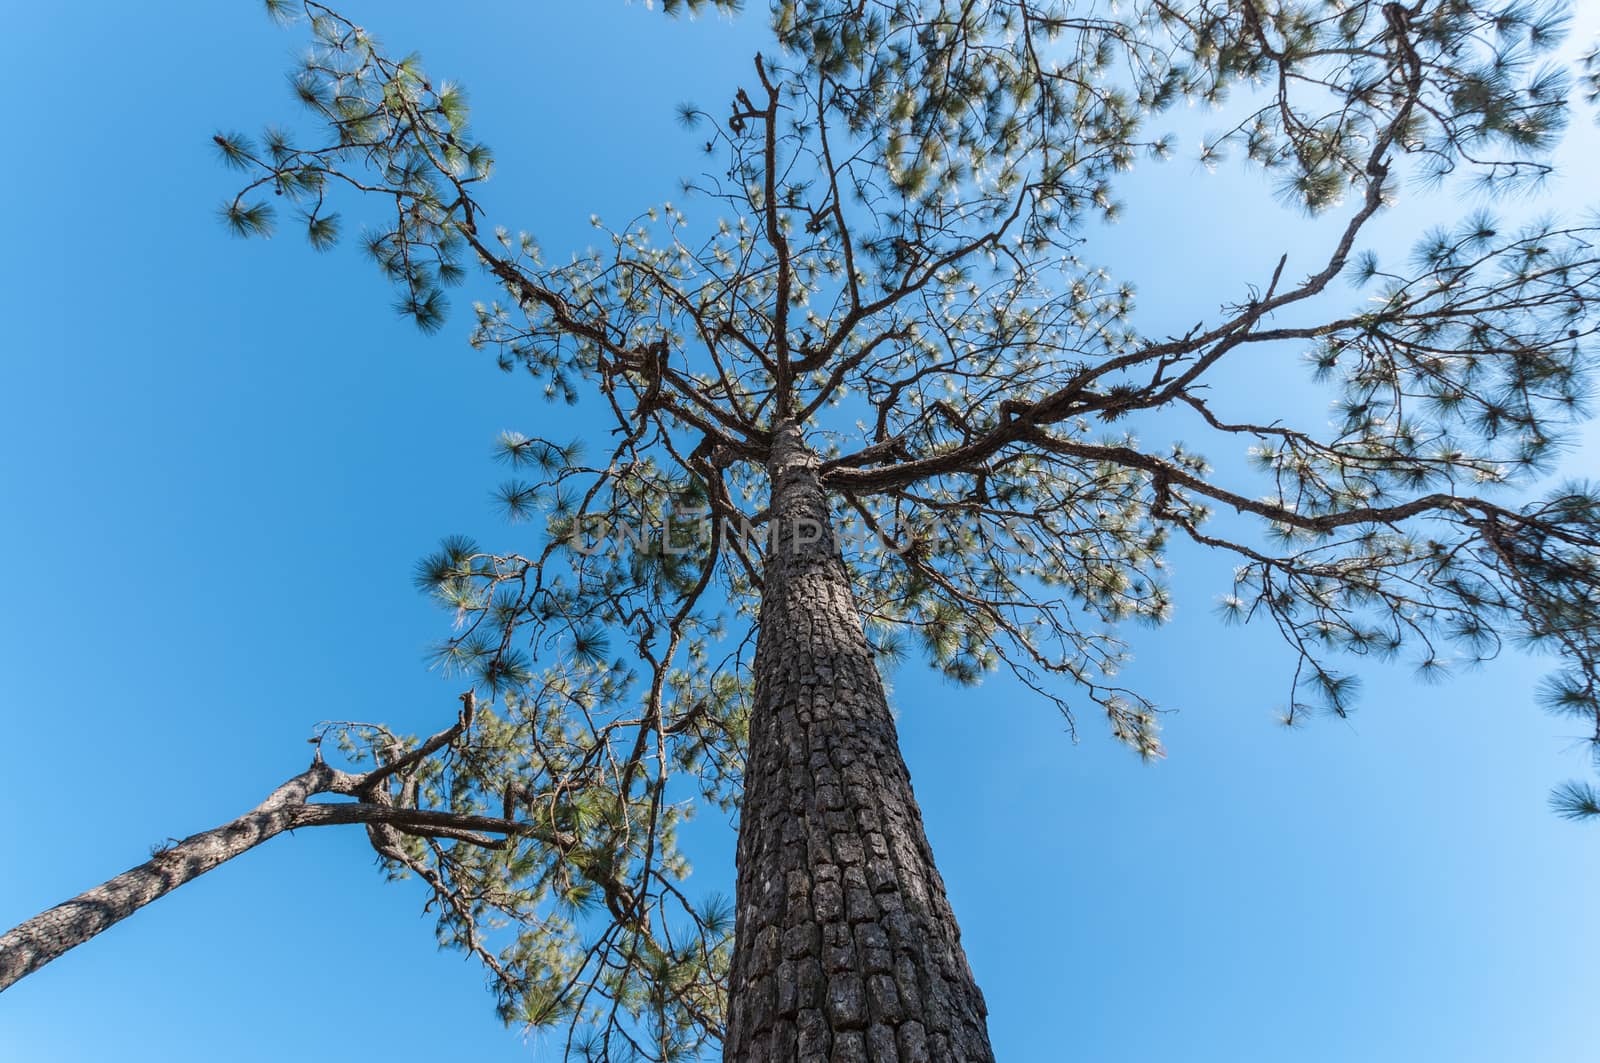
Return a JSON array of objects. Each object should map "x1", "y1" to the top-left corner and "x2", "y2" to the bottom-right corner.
[{"x1": 2, "y1": 3, "x2": 1598, "y2": 1061}]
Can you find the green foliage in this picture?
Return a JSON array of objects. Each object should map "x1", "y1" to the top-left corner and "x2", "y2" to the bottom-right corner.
[
  {"x1": 304, "y1": 211, "x2": 340, "y2": 250},
  {"x1": 223, "y1": 5, "x2": 492, "y2": 330},
  {"x1": 218, "y1": 199, "x2": 274, "y2": 238},
  {"x1": 1550, "y1": 779, "x2": 1600, "y2": 820},
  {"x1": 659, "y1": 0, "x2": 743, "y2": 14},
  {"x1": 222, "y1": 0, "x2": 1600, "y2": 1055},
  {"x1": 323, "y1": 676, "x2": 733, "y2": 1059}
]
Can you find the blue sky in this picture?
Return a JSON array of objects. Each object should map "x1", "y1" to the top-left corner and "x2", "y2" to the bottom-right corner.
[{"x1": 2, "y1": 3, "x2": 1598, "y2": 1061}]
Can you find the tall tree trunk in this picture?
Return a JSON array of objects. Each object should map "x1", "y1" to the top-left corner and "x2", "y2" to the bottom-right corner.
[{"x1": 726, "y1": 425, "x2": 994, "y2": 1062}]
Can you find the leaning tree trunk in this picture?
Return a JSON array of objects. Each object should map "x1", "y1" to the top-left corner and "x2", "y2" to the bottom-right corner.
[
  {"x1": 0, "y1": 763, "x2": 340, "y2": 991},
  {"x1": 0, "y1": 698, "x2": 487, "y2": 994},
  {"x1": 725, "y1": 425, "x2": 995, "y2": 1062}
]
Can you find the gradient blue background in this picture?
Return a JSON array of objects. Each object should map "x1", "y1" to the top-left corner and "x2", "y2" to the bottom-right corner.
[{"x1": 3, "y1": 3, "x2": 1598, "y2": 1060}]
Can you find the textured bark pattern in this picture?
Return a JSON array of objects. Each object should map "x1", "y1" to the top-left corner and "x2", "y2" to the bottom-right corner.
[
  {"x1": 726, "y1": 426, "x2": 994, "y2": 1062},
  {"x1": 0, "y1": 764, "x2": 335, "y2": 991}
]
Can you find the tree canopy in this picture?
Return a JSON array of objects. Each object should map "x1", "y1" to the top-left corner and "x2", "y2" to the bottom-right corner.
[{"x1": 213, "y1": 0, "x2": 1600, "y2": 1056}]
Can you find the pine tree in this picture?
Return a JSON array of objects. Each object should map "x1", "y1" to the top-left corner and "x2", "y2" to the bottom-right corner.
[{"x1": 8, "y1": 1, "x2": 1600, "y2": 1059}]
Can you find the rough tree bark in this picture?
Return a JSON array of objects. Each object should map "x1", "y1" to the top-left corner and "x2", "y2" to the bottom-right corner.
[
  {"x1": 0, "y1": 695, "x2": 532, "y2": 993},
  {"x1": 0, "y1": 762, "x2": 343, "y2": 991},
  {"x1": 725, "y1": 424, "x2": 994, "y2": 1062}
]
